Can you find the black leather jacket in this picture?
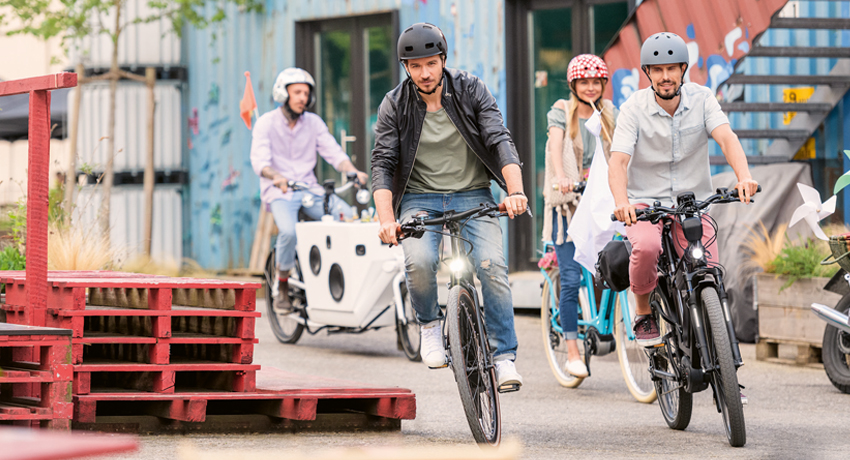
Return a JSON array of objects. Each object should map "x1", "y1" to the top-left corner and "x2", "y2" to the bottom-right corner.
[{"x1": 370, "y1": 67, "x2": 521, "y2": 217}]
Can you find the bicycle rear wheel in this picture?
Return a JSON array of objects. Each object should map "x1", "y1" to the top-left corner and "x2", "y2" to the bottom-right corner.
[
  {"x1": 650, "y1": 288, "x2": 692, "y2": 430},
  {"x1": 447, "y1": 285, "x2": 501, "y2": 445},
  {"x1": 540, "y1": 269, "x2": 589, "y2": 388},
  {"x1": 702, "y1": 287, "x2": 746, "y2": 447},
  {"x1": 615, "y1": 290, "x2": 657, "y2": 403},
  {"x1": 265, "y1": 249, "x2": 306, "y2": 344}
]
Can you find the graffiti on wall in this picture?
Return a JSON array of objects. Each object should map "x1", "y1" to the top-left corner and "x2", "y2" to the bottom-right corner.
[{"x1": 603, "y1": 0, "x2": 787, "y2": 107}]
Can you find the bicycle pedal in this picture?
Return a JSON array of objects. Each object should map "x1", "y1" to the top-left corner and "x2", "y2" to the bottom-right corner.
[
  {"x1": 498, "y1": 383, "x2": 520, "y2": 394},
  {"x1": 740, "y1": 393, "x2": 748, "y2": 406}
]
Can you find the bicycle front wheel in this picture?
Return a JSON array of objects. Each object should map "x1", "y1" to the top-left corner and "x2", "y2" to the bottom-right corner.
[
  {"x1": 615, "y1": 290, "x2": 657, "y2": 403},
  {"x1": 447, "y1": 285, "x2": 501, "y2": 445},
  {"x1": 541, "y1": 269, "x2": 584, "y2": 387},
  {"x1": 265, "y1": 249, "x2": 306, "y2": 344},
  {"x1": 702, "y1": 287, "x2": 746, "y2": 447},
  {"x1": 650, "y1": 288, "x2": 692, "y2": 430},
  {"x1": 396, "y1": 282, "x2": 421, "y2": 362}
]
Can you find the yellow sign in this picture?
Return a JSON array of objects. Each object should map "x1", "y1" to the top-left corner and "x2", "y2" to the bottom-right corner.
[
  {"x1": 783, "y1": 87, "x2": 815, "y2": 125},
  {"x1": 792, "y1": 137, "x2": 816, "y2": 160}
]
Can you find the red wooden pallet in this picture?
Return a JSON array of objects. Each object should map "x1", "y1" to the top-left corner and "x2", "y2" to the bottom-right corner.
[
  {"x1": 73, "y1": 367, "x2": 415, "y2": 424},
  {"x1": 73, "y1": 362, "x2": 259, "y2": 395},
  {"x1": 1, "y1": 271, "x2": 262, "y2": 328},
  {"x1": 0, "y1": 426, "x2": 138, "y2": 459},
  {"x1": 0, "y1": 324, "x2": 73, "y2": 429}
]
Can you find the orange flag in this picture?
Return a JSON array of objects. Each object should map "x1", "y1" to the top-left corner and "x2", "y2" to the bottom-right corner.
[{"x1": 240, "y1": 71, "x2": 258, "y2": 129}]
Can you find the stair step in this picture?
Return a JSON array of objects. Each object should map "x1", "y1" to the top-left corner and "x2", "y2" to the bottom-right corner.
[
  {"x1": 724, "y1": 74, "x2": 850, "y2": 86},
  {"x1": 720, "y1": 102, "x2": 833, "y2": 112},
  {"x1": 770, "y1": 17, "x2": 850, "y2": 29},
  {"x1": 747, "y1": 46, "x2": 850, "y2": 58},
  {"x1": 734, "y1": 129, "x2": 811, "y2": 139}
]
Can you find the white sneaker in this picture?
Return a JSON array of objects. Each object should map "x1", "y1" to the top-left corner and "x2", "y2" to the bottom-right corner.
[
  {"x1": 566, "y1": 359, "x2": 588, "y2": 378},
  {"x1": 420, "y1": 320, "x2": 447, "y2": 368},
  {"x1": 495, "y1": 359, "x2": 523, "y2": 389}
]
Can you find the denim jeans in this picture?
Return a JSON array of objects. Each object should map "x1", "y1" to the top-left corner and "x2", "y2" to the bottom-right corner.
[
  {"x1": 552, "y1": 209, "x2": 581, "y2": 340},
  {"x1": 269, "y1": 192, "x2": 355, "y2": 271},
  {"x1": 399, "y1": 188, "x2": 518, "y2": 361}
]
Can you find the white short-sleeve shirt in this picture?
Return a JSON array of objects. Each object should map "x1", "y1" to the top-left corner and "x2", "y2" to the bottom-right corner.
[{"x1": 611, "y1": 83, "x2": 729, "y2": 207}]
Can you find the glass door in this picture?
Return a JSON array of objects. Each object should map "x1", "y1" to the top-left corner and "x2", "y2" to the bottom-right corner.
[{"x1": 297, "y1": 14, "x2": 398, "y2": 186}]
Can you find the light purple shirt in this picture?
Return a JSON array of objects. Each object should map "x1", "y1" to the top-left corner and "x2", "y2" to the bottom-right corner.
[{"x1": 250, "y1": 108, "x2": 350, "y2": 204}]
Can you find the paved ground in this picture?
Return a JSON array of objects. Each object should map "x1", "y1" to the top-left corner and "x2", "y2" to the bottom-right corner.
[{"x1": 96, "y1": 303, "x2": 850, "y2": 460}]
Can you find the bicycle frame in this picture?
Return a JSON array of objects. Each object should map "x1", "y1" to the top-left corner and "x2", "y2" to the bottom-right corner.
[{"x1": 540, "y1": 238, "x2": 638, "y2": 343}]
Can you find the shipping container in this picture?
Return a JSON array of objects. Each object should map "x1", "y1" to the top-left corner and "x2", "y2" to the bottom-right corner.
[
  {"x1": 74, "y1": 185, "x2": 184, "y2": 262},
  {"x1": 70, "y1": 81, "x2": 183, "y2": 174}
]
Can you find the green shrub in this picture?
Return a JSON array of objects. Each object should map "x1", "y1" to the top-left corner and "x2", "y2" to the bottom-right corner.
[{"x1": 767, "y1": 237, "x2": 839, "y2": 290}]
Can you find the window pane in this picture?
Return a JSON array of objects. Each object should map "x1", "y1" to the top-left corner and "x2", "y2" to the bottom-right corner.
[
  {"x1": 591, "y1": 2, "x2": 628, "y2": 55},
  {"x1": 317, "y1": 30, "x2": 351, "y2": 183},
  {"x1": 365, "y1": 25, "x2": 395, "y2": 178},
  {"x1": 531, "y1": 8, "x2": 572, "y2": 253}
]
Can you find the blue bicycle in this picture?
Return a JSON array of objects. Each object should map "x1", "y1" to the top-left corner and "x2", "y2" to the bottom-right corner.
[{"x1": 540, "y1": 237, "x2": 656, "y2": 403}]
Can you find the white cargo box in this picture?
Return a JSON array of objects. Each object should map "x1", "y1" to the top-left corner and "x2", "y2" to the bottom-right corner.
[{"x1": 294, "y1": 221, "x2": 402, "y2": 328}]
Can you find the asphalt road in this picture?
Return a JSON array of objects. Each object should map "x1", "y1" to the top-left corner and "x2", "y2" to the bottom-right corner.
[{"x1": 98, "y1": 303, "x2": 850, "y2": 460}]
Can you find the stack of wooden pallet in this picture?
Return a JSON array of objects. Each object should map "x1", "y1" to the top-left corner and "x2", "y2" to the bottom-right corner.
[
  {"x1": 0, "y1": 271, "x2": 415, "y2": 430},
  {"x1": 0, "y1": 323, "x2": 73, "y2": 429}
]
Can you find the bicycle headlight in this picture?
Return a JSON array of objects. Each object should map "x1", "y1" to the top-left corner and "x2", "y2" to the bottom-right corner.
[
  {"x1": 356, "y1": 188, "x2": 371, "y2": 205},
  {"x1": 450, "y1": 258, "x2": 465, "y2": 274},
  {"x1": 689, "y1": 244, "x2": 705, "y2": 261},
  {"x1": 690, "y1": 246, "x2": 704, "y2": 260},
  {"x1": 301, "y1": 194, "x2": 315, "y2": 208}
]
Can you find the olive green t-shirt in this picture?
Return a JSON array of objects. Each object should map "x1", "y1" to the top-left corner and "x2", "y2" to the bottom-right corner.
[{"x1": 405, "y1": 108, "x2": 491, "y2": 194}]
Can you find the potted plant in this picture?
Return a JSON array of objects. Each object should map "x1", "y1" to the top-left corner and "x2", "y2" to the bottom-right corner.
[{"x1": 746, "y1": 223, "x2": 846, "y2": 364}]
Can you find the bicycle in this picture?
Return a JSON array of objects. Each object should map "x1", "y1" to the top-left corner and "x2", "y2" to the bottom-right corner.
[
  {"x1": 540, "y1": 180, "x2": 655, "y2": 402},
  {"x1": 397, "y1": 201, "x2": 525, "y2": 445},
  {"x1": 263, "y1": 173, "x2": 421, "y2": 361},
  {"x1": 540, "y1": 239, "x2": 656, "y2": 402},
  {"x1": 616, "y1": 186, "x2": 760, "y2": 447}
]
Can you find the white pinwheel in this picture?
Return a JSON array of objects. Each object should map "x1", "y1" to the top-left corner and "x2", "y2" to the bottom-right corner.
[{"x1": 789, "y1": 183, "x2": 836, "y2": 241}]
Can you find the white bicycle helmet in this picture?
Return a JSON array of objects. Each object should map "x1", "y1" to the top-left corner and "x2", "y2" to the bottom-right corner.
[{"x1": 272, "y1": 67, "x2": 316, "y2": 108}]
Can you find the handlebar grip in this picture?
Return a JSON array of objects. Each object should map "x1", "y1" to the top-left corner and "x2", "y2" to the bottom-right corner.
[{"x1": 498, "y1": 203, "x2": 507, "y2": 213}]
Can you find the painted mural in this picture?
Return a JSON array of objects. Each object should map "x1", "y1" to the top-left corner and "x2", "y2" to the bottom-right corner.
[
  {"x1": 603, "y1": 0, "x2": 787, "y2": 107},
  {"x1": 184, "y1": 0, "x2": 508, "y2": 270}
]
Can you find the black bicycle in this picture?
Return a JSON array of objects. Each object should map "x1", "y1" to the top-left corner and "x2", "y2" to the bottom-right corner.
[
  {"x1": 613, "y1": 186, "x2": 759, "y2": 447},
  {"x1": 397, "y1": 201, "x2": 525, "y2": 445}
]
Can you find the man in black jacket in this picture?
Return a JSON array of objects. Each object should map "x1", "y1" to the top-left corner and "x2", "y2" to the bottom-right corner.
[{"x1": 371, "y1": 23, "x2": 528, "y2": 390}]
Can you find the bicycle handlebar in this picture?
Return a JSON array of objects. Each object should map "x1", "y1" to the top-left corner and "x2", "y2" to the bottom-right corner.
[
  {"x1": 394, "y1": 203, "x2": 510, "y2": 245},
  {"x1": 551, "y1": 181, "x2": 586, "y2": 194},
  {"x1": 609, "y1": 185, "x2": 762, "y2": 222}
]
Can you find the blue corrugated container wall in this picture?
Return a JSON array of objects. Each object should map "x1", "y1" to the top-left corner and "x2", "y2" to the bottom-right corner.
[{"x1": 183, "y1": 0, "x2": 507, "y2": 270}]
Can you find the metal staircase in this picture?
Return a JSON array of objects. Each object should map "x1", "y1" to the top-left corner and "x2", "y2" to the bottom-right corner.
[{"x1": 715, "y1": 1, "x2": 850, "y2": 164}]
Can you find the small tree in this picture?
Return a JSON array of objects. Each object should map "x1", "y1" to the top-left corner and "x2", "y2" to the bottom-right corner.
[{"x1": 0, "y1": 0, "x2": 263, "y2": 247}]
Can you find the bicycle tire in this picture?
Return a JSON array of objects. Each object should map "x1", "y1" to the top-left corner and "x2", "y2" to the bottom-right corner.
[
  {"x1": 540, "y1": 270, "x2": 585, "y2": 388},
  {"x1": 650, "y1": 289, "x2": 692, "y2": 430},
  {"x1": 615, "y1": 290, "x2": 657, "y2": 403},
  {"x1": 822, "y1": 294, "x2": 850, "y2": 394},
  {"x1": 447, "y1": 285, "x2": 501, "y2": 445},
  {"x1": 396, "y1": 282, "x2": 422, "y2": 362},
  {"x1": 702, "y1": 287, "x2": 746, "y2": 447},
  {"x1": 265, "y1": 249, "x2": 306, "y2": 344}
]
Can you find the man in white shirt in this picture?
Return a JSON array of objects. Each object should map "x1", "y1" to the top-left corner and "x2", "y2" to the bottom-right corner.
[{"x1": 608, "y1": 32, "x2": 759, "y2": 346}]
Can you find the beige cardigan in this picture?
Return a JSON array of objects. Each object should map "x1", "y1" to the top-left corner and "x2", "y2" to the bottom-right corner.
[{"x1": 542, "y1": 99, "x2": 614, "y2": 244}]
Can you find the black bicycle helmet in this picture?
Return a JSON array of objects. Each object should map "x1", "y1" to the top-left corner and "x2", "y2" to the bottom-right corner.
[{"x1": 397, "y1": 23, "x2": 448, "y2": 62}]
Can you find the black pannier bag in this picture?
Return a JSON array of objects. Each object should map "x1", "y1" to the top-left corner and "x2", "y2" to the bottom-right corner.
[{"x1": 595, "y1": 239, "x2": 632, "y2": 292}]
